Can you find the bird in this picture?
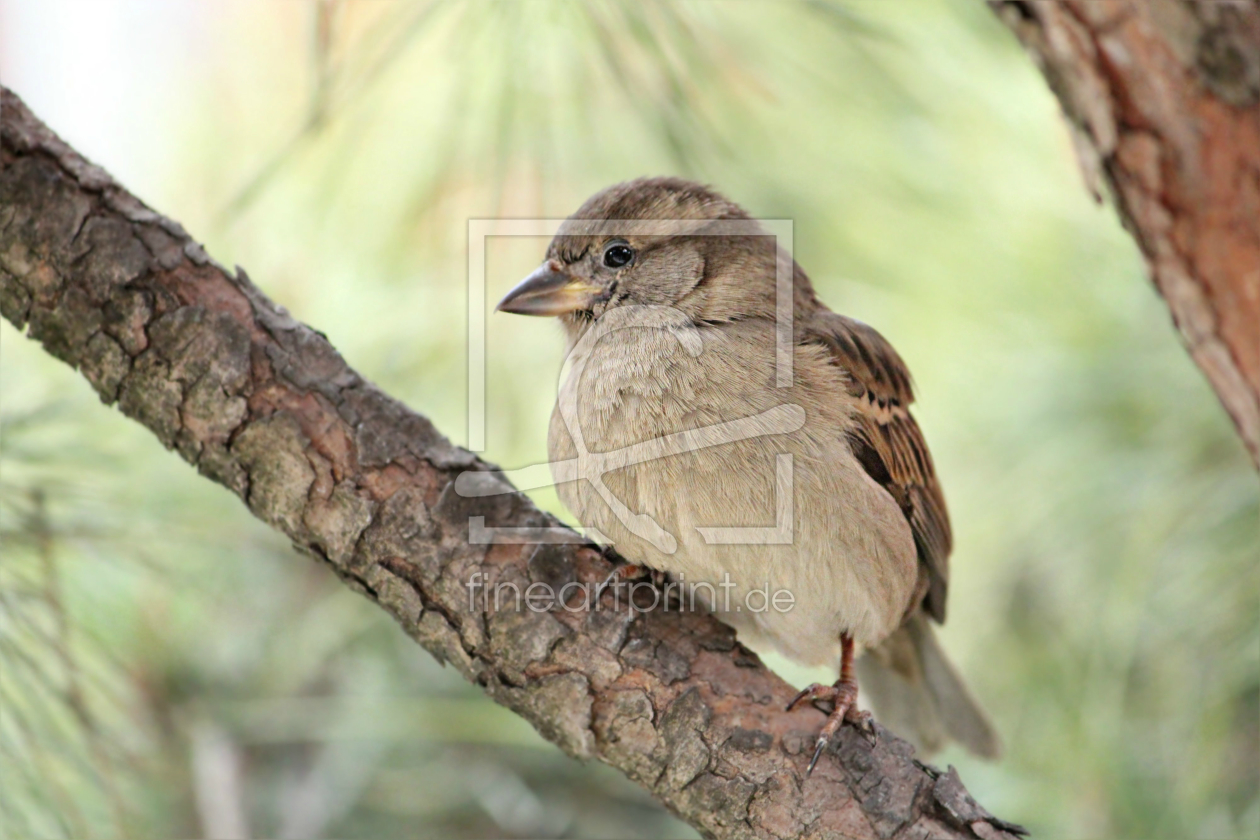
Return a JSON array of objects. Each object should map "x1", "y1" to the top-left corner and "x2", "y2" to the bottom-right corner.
[{"x1": 495, "y1": 177, "x2": 1000, "y2": 771}]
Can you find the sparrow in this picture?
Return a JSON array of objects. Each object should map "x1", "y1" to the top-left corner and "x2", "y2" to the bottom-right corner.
[{"x1": 496, "y1": 177, "x2": 1000, "y2": 770}]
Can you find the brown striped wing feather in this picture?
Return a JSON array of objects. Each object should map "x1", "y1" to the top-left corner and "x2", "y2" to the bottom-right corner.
[{"x1": 803, "y1": 311, "x2": 953, "y2": 623}]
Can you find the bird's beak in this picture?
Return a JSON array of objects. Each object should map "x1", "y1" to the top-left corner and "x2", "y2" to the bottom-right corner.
[{"x1": 495, "y1": 262, "x2": 603, "y2": 317}]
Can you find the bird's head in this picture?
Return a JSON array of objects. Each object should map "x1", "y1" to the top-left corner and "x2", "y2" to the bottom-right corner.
[{"x1": 496, "y1": 177, "x2": 786, "y2": 332}]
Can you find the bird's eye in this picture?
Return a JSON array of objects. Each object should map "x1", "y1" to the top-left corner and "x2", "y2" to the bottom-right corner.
[{"x1": 602, "y1": 241, "x2": 634, "y2": 269}]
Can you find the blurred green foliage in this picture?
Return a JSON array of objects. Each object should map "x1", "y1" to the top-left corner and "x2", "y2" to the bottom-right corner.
[{"x1": 1, "y1": 1, "x2": 1256, "y2": 837}]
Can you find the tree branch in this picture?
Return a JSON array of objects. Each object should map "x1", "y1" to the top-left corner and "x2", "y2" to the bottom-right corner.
[
  {"x1": 990, "y1": 0, "x2": 1260, "y2": 469},
  {"x1": 0, "y1": 86, "x2": 1021, "y2": 840}
]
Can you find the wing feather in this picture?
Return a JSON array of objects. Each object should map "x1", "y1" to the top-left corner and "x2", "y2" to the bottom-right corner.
[{"x1": 804, "y1": 312, "x2": 952, "y2": 623}]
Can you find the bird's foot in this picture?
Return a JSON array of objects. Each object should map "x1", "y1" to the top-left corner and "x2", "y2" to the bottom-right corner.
[
  {"x1": 601, "y1": 561, "x2": 654, "y2": 586},
  {"x1": 786, "y1": 678, "x2": 876, "y2": 775},
  {"x1": 599, "y1": 561, "x2": 668, "y2": 594},
  {"x1": 597, "y1": 560, "x2": 680, "y2": 611}
]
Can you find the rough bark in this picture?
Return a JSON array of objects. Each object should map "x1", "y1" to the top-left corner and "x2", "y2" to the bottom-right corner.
[
  {"x1": 991, "y1": 0, "x2": 1260, "y2": 469},
  {"x1": 0, "y1": 88, "x2": 1021, "y2": 840}
]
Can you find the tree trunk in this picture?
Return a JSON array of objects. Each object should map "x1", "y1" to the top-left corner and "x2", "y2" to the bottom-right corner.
[
  {"x1": 990, "y1": 0, "x2": 1260, "y2": 469},
  {"x1": 0, "y1": 87, "x2": 1021, "y2": 840}
]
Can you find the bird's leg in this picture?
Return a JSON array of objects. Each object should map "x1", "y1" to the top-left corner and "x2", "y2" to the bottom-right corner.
[{"x1": 786, "y1": 633, "x2": 875, "y2": 775}]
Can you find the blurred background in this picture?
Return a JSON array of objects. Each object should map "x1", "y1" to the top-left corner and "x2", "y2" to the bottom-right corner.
[{"x1": 1, "y1": 1, "x2": 1256, "y2": 837}]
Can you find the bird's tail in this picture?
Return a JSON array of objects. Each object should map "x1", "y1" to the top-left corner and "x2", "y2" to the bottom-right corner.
[{"x1": 855, "y1": 612, "x2": 1001, "y2": 759}]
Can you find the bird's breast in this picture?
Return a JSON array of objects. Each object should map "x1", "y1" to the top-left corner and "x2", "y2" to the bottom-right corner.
[{"x1": 545, "y1": 317, "x2": 919, "y2": 661}]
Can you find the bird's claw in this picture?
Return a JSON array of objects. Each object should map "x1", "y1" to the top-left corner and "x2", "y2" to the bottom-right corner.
[
  {"x1": 851, "y1": 709, "x2": 878, "y2": 746},
  {"x1": 599, "y1": 562, "x2": 671, "y2": 607},
  {"x1": 601, "y1": 562, "x2": 659, "y2": 589},
  {"x1": 807, "y1": 735, "x2": 829, "y2": 776},
  {"x1": 786, "y1": 682, "x2": 833, "y2": 713},
  {"x1": 786, "y1": 678, "x2": 872, "y2": 776}
]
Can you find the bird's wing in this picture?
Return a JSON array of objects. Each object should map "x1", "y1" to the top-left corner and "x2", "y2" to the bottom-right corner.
[{"x1": 803, "y1": 311, "x2": 952, "y2": 623}]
